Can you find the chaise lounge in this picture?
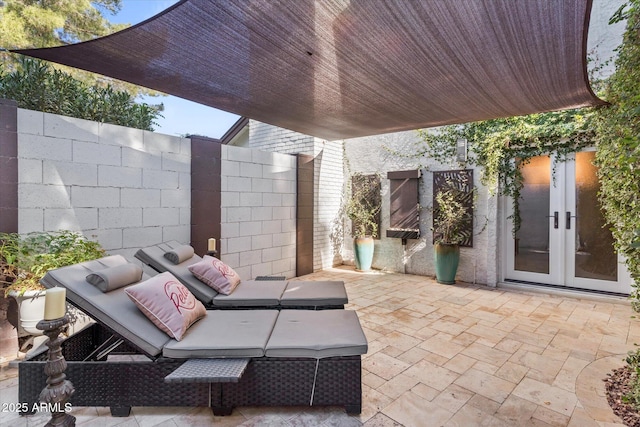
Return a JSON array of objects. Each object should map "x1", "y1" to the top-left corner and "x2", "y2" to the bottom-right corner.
[
  {"x1": 18, "y1": 256, "x2": 367, "y2": 417},
  {"x1": 135, "y1": 241, "x2": 348, "y2": 309}
]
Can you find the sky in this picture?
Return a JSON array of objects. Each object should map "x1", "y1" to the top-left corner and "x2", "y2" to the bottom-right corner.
[{"x1": 106, "y1": 0, "x2": 240, "y2": 138}]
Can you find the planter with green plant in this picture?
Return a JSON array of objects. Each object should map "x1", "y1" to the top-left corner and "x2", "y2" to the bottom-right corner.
[
  {"x1": 346, "y1": 173, "x2": 381, "y2": 272},
  {"x1": 0, "y1": 230, "x2": 105, "y2": 351},
  {"x1": 432, "y1": 184, "x2": 473, "y2": 284}
]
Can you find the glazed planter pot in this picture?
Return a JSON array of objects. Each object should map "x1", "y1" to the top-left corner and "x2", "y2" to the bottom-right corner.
[
  {"x1": 434, "y1": 243, "x2": 460, "y2": 284},
  {"x1": 354, "y1": 236, "x2": 375, "y2": 272},
  {"x1": 8, "y1": 290, "x2": 46, "y2": 338}
]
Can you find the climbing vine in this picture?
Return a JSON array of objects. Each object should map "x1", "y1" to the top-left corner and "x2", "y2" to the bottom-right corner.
[
  {"x1": 412, "y1": 0, "x2": 639, "y2": 300},
  {"x1": 593, "y1": 0, "x2": 640, "y2": 301},
  {"x1": 415, "y1": 108, "x2": 594, "y2": 233}
]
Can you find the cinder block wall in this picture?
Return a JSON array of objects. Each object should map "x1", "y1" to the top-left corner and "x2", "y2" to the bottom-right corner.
[
  {"x1": 220, "y1": 145, "x2": 297, "y2": 279},
  {"x1": 248, "y1": 120, "x2": 345, "y2": 271},
  {"x1": 16, "y1": 109, "x2": 191, "y2": 260}
]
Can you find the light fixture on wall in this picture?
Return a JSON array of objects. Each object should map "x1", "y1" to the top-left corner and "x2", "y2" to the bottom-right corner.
[{"x1": 456, "y1": 138, "x2": 467, "y2": 163}]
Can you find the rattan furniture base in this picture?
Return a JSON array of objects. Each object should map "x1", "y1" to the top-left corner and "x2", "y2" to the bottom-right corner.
[{"x1": 19, "y1": 324, "x2": 362, "y2": 417}]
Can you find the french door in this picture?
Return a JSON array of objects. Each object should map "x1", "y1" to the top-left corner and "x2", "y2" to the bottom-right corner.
[{"x1": 505, "y1": 150, "x2": 631, "y2": 294}]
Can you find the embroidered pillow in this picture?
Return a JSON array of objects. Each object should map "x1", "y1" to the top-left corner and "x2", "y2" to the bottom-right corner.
[
  {"x1": 188, "y1": 255, "x2": 241, "y2": 295},
  {"x1": 163, "y1": 244, "x2": 195, "y2": 264},
  {"x1": 86, "y1": 263, "x2": 143, "y2": 292},
  {"x1": 124, "y1": 272, "x2": 206, "y2": 340}
]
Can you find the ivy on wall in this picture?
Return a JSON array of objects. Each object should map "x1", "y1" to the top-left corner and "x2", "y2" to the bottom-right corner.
[
  {"x1": 413, "y1": 0, "x2": 639, "y2": 299},
  {"x1": 416, "y1": 108, "x2": 594, "y2": 234},
  {"x1": 593, "y1": 0, "x2": 640, "y2": 300}
]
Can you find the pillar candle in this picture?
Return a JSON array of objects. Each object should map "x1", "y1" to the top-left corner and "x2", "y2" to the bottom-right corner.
[
  {"x1": 43, "y1": 287, "x2": 66, "y2": 320},
  {"x1": 208, "y1": 238, "x2": 216, "y2": 252}
]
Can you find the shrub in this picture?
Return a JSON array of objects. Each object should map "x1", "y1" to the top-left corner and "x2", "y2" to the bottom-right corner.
[{"x1": 0, "y1": 57, "x2": 162, "y2": 131}]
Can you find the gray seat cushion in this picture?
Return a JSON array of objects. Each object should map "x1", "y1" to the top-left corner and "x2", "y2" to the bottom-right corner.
[
  {"x1": 280, "y1": 281, "x2": 348, "y2": 306},
  {"x1": 163, "y1": 310, "x2": 279, "y2": 358},
  {"x1": 211, "y1": 280, "x2": 287, "y2": 307},
  {"x1": 265, "y1": 310, "x2": 368, "y2": 358},
  {"x1": 135, "y1": 242, "x2": 218, "y2": 304},
  {"x1": 41, "y1": 255, "x2": 171, "y2": 357}
]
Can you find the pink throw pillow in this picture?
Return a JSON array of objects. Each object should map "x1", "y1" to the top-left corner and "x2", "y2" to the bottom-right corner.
[
  {"x1": 188, "y1": 255, "x2": 241, "y2": 295},
  {"x1": 125, "y1": 272, "x2": 206, "y2": 340}
]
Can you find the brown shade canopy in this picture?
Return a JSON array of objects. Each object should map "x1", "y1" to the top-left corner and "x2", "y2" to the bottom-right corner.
[{"x1": 13, "y1": 0, "x2": 604, "y2": 140}]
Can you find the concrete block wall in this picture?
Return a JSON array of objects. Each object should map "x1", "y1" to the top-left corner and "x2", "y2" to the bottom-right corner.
[
  {"x1": 16, "y1": 109, "x2": 191, "y2": 260},
  {"x1": 343, "y1": 131, "x2": 498, "y2": 286},
  {"x1": 248, "y1": 120, "x2": 345, "y2": 271},
  {"x1": 220, "y1": 145, "x2": 297, "y2": 279}
]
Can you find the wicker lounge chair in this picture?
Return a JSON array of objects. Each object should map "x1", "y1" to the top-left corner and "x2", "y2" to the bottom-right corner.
[
  {"x1": 18, "y1": 256, "x2": 367, "y2": 417},
  {"x1": 135, "y1": 241, "x2": 348, "y2": 309}
]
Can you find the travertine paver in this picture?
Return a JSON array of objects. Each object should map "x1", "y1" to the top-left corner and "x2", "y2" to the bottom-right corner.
[{"x1": 0, "y1": 266, "x2": 635, "y2": 426}]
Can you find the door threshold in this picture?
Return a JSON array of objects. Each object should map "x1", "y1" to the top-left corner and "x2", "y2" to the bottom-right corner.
[{"x1": 499, "y1": 279, "x2": 630, "y2": 303}]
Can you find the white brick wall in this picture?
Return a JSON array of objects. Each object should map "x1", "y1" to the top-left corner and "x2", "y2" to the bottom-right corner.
[
  {"x1": 220, "y1": 145, "x2": 297, "y2": 280},
  {"x1": 17, "y1": 109, "x2": 191, "y2": 254},
  {"x1": 248, "y1": 121, "x2": 345, "y2": 272}
]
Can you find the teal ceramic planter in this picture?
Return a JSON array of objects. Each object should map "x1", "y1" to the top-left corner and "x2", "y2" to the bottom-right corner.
[
  {"x1": 434, "y1": 243, "x2": 460, "y2": 284},
  {"x1": 354, "y1": 236, "x2": 374, "y2": 272}
]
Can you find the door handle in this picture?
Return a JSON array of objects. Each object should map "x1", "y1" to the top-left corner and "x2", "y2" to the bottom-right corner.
[
  {"x1": 566, "y1": 212, "x2": 577, "y2": 229},
  {"x1": 546, "y1": 211, "x2": 559, "y2": 229}
]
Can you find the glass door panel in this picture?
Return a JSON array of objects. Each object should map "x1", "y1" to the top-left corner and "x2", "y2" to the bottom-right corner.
[
  {"x1": 514, "y1": 156, "x2": 551, "y2": 274},
  {"x1": 572, "y1": 151, "x2": 617, "y2": 281}
]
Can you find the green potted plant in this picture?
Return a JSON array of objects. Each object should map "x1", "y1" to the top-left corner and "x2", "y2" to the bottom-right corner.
[
  {"x1": 0, "y1": 231, "x2": 105, "y2": 351},
  {"x1": 346, "y1": 173, "x2": 381, "y2": 272},
  {"x1": 432, "y1": 184, "x2": 473, "y2": 284}
]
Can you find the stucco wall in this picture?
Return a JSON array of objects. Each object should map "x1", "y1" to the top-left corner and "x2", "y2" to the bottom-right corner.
[
  {"x1": 16, "y1": 109, "x2": 191, "y2": 261},
  {"x1": 342, "y1": 131, "x2": 499, "y2": 286}
]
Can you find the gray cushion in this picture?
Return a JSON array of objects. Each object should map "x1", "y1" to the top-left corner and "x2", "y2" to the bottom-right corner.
[
  {"x1": 265, "y1": 310, "x2": 368, "y2": 358},
  {"x1": 135, "y1": 242, "x2": 218, "y2": 304},
  {"x1": 86, "y1": 263, "x2": 143, "y2": 292},
  {"x1": 41, "y1": 255, "x2": 171, "y2": 357},
  {"x1": 163, "y1": 244, "x2": 195, "y2": 264},
  {"x1": 280, "y1": 281, "x2": 348, "y2": 306},
  {"x1": 211, "y1": 280, "x2": 287, "y2": 307},
  {"x1": 163, "y1": 310, "x2": 279, "y2": 358}
]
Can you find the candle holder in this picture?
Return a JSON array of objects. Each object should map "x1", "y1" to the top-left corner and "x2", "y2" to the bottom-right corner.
[
  {"x1": 36, "y1": 315, "x2": 75, "y2": 427},
  {"x1": 206, "y1": 250, "x2": 218, "y2": 258}
]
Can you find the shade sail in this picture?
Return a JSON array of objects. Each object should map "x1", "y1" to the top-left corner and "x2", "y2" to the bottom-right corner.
[{"x1": 13, "y1": 0, "x2": 604, "y2": 140}]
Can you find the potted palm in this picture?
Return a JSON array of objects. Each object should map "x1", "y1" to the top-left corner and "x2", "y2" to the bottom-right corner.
[
  {"x1": 432, "y1": 185, "x2": 473, "y2": 284},
  {"x1": 0, "y1": 231, "x2": 105, "y2": 351},
  {"x1": 346, "y1": 173, "x2": 381, "y2": 272}
]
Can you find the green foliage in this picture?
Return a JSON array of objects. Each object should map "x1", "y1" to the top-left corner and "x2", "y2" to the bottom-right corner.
[
  {"x1": 0, "y1": 57, "x2": 163, "y2": 130},
  {"x1": 624, "y1": 347, "x2": 640, "y2": 410},
  {"x1": 593, "y1": 0, "x2": 640, "y2": 301},
  {"x1": 415, "y1": 0, "x2": 640, "y2": 300},
  {"x1": 432, "y1": 184, "x2": 474, "y2": 245},
  {"x1": 0, "y1": 0, "x2": 160, "y2": 96},
  {"x1": 346, "y1": 173, "x2": 381, "y2": 238},
  {"x1": 0, "y1": 230, "x2": 105, "y2": 296},
  {"x1": 417, "y1": 109, "x2": 594, "y2": 233}
]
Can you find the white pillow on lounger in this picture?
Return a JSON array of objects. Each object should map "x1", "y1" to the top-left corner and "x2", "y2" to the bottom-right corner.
[
  {"x1": 188, "y1": 255, "x2": 241, "y2": 295},
  {"x1": 125, "y1": 272, "x2": 206, "y2": 340}
]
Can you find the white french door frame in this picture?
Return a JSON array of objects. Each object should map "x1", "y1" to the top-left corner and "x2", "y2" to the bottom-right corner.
[{"x1": 502, "y1": 150, "x2": 631, "y2": 294}]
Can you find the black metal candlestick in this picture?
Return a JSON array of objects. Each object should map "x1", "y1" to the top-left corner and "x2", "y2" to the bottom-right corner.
[{"x1": 36, "y1": 315, "x2": 75, "y2": 427}]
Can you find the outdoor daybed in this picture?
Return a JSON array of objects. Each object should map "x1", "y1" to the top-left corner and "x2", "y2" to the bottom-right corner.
[
  {"x1": 135, "y1": 241, "x2": 348, "y2": 309},
  {"x1": 18, "y1": 256, "x2": 367, "y2": 417}
]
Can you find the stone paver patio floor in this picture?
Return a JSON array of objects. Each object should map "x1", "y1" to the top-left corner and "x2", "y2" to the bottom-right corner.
[{"x1": 0, "y1": 266, "x2": 637, "y2": 426}]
